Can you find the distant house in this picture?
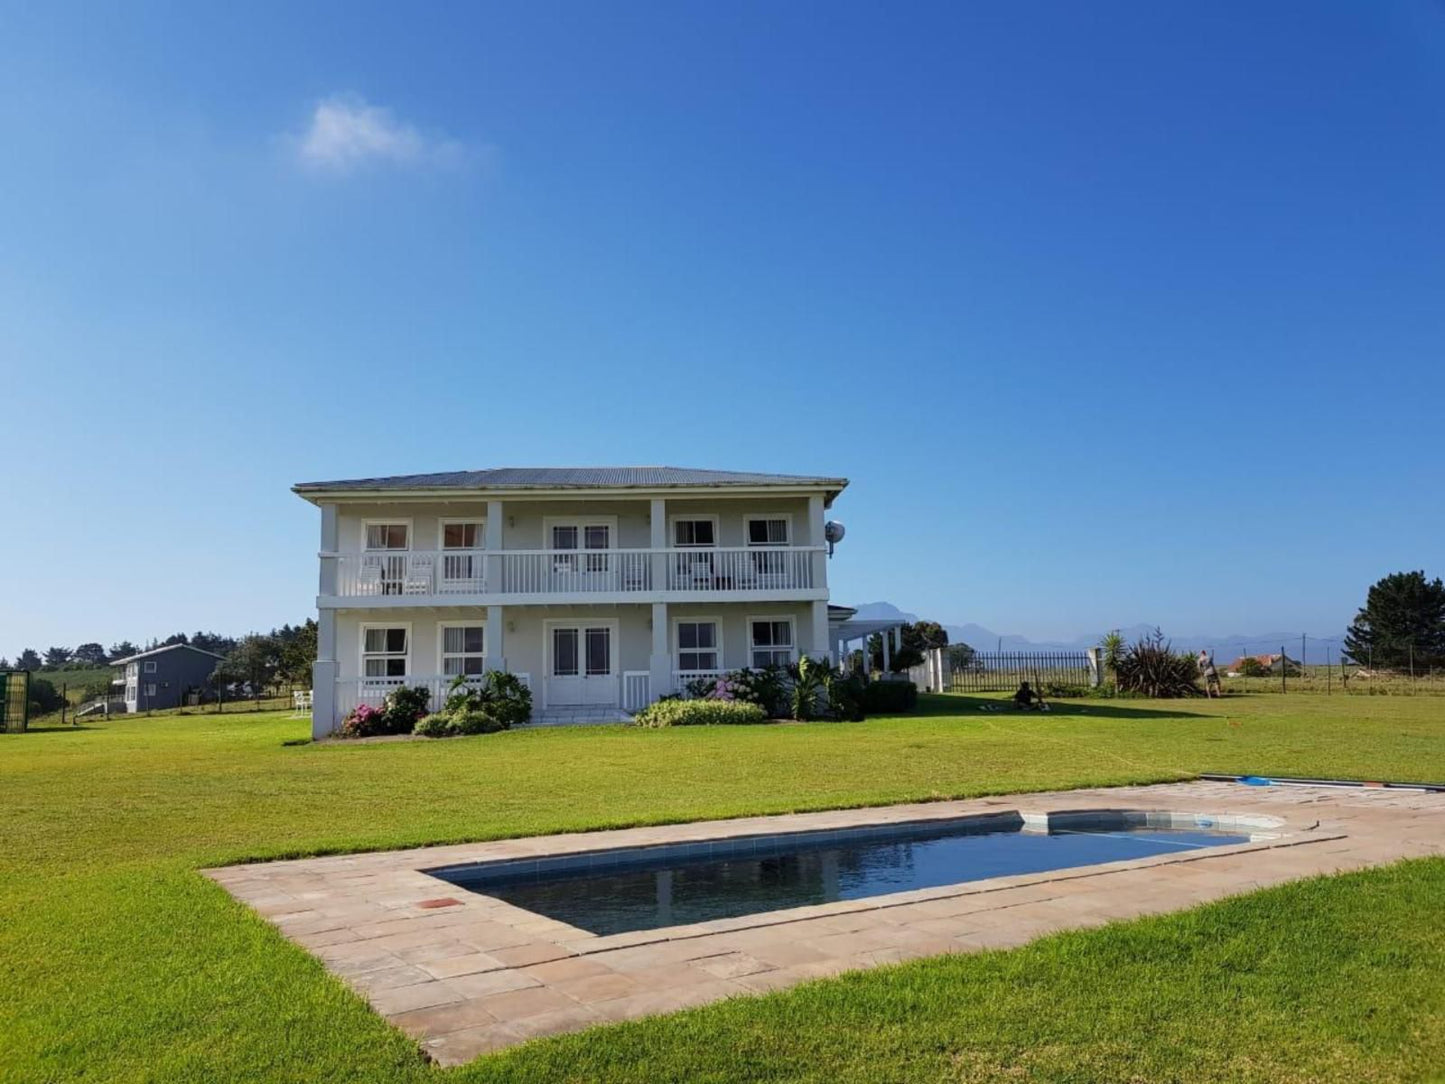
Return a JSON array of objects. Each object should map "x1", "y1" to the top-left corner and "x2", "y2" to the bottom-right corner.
[
  {"x1": 110, "y1": 644, "x2": 225, "y2": 712},
  {"x1": 1225, "y1": 653, "x2": 1302, "y2": 677}
]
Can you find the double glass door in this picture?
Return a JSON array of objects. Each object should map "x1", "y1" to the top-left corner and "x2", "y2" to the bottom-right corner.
[{"x1": 546, "y1": 624, "x2": 617, "y2": 706}]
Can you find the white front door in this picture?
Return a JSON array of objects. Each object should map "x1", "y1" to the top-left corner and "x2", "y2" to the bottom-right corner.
[{"x1": 545, "y1": 622, "x2": 618, "y2": 707}]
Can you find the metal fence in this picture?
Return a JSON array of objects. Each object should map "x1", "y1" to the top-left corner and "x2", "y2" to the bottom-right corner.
[{"x1": 947, "y1": 651, "x2": 1093, "y2": 694}]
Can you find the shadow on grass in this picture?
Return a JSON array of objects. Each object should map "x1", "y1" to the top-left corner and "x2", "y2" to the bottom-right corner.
[
  {"x1": 5, "y1": 723, "x2": 101, "y2": 734},
  {"x1": 915, "y1": 692, "x2": 1214, "y2": 721}
]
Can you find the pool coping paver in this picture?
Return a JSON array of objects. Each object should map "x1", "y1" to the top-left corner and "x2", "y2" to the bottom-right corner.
[{"x1": 205, "y1": 781, "x2": 1445, "y2": 1066}]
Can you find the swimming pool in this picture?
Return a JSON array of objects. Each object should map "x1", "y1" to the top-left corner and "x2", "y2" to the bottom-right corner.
[{"x1": 427, "y1": 813, "x2": 1254, "y2": 936}]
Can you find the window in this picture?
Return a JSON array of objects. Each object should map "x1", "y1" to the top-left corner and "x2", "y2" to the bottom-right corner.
[
  {"x1": 126, "y1": 663, "x2": 137, "y2": 679},
  {"x1": 143, "y1": 661, "x2": 157, "y2": 673},
  {"x1": 441, "y1": 521, "x2": 484, "y2": 583},
  {"x1": 585, "y1": 627, "x2": 611, "y2": 676},
  {"x1": 747, "y1": 518, "x2": 790, "y2": 546},
  {"x1": 362, "y1": 627, "x2": 409, "y2": 679},
  {"x1": 440, "y1": 626, "x2": 485, "y2": 676},
  {"x1": 550, "y1": 522, "x2": 611, "y2": 573},
  {"x1": 364, "y1": 523, "x2": 409, "y2": 549},
  {"x1": 552, "y1": 628, "x2": 579, "y2": 676},
  {"x1": 144, "y1": 684, "x2": 158, "y2": 698},
  {"x1": 747, "y1": 517, "x2": 790, "y2": 577},
  {"x1": 750, "y1": 619, "x2": 794, "y2": 668},
  {"x1": 677, "y1": 620, "x2": 719, "y2": 672},
  {"x1": 673, "y1": 519, "x2": 716, "y2": 547},
  {"x1": 126, "y1": 684, "x2": 137, "y2": 701},
  {"x1": 441, "y1": 521, "x2": 482, "y2": 549}
]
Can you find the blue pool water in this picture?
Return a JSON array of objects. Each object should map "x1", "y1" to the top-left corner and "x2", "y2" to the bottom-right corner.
[{"x1": 431, "y1": 820, "x2": 1250, "y2": 936}]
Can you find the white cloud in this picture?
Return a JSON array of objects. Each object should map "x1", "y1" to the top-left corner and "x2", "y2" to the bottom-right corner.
[{"x1": 294, "y1": 95, "x2": 466, "y2": 173}]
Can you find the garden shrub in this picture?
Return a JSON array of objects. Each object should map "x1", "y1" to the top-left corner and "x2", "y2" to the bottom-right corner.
[
  {"x1": 862, "y1": 679, "x2": 918, "y2": 714},
  {"x1": 414, "y1": 707, "x2": 506, "y2": 738},
  {"x1": 412, "y1": 713, "x2": 454, "y2": 738},
  {"x1": 442, "y1": 672, "x2": 532, "y2": 728},
  {"x1": 825, "y1": 671, "x2": 868, "y2": 721},
  {"x1": 633, "y1": 699, "x2": 767, "y2": 727},
  {"x1": 338, "y1": 702, "x2": 388, "y2": 738},
  {"x1": 1114, "y1": 629, "x2": 1202, "y2": 697},
  {"x1": 338, "y1": 684, "x2": 431, "y2": 738}
]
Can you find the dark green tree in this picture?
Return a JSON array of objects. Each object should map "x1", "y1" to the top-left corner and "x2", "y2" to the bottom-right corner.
[
  {"x1": 1344, "y1": 570, "x2": 1445, "y2": 671},
  {"x1": 72, "y1": 643, "x2": 108, "y2": 664},
  {"x1": 42, "y1": 646, "x2": 72, "y2": 667},
  {"x1": 15, "y1": 648, "x2": 42, "y2": 670},
  {"x1": 868, "y1": 621, "x2": 949, "y2": 673},
  {"x1": 108, "y1": 641, "x2": 139, "y2": 661}
]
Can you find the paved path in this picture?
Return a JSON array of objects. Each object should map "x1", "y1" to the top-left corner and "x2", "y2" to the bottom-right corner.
[{"x1": 207, "y1": 781, "x2": 1445, "y2": 1066}]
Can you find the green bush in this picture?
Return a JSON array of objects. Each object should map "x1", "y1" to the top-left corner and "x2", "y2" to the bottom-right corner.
[
  {"x1": 383, "y1": 685, "x2": 431, "y2": 732},
  {"x1": 862, "y1": 680, "x2": 918, "y2": 714},
  {"x1": 825, "y1": 671, "x2": 868, "y2": 721},
  {"x1": 442, "y1": 672, "x2": 532, "y2": 728},
  {"x1": 633, "y1": 699, "x2": 767, "y2": 728},
  {"x1": 27, "y1": 677, "x2": 65, "y2": 716},
  {"x1": 414, "y1": 707, "x2": 506, "y2": 738},
  {"x1": 1115, "y1": 629, "x2": 1202, "y2": 697}
]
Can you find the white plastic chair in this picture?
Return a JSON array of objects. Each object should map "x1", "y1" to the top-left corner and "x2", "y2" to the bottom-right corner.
[{"x1": 403, "y1": 555, "x2": 434, "y2": 595}]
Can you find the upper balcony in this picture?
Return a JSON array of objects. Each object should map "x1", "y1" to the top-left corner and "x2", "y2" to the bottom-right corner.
[{"x1": 320, "y1": 545, "x2": 827, "y2": 607}]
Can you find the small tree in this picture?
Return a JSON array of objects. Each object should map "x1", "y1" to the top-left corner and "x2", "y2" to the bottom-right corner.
[
  {"x1": 42, "y1": 646, "x2": 72, "y2": 668},
  {"x1": 108, "y1": 641, "x2": 139, "y2": 661},
  {"x1": 1099, "y1": 630, "x2": 1127, "y2": 687},
  {"x1": 868, "y1": 621, "x2": 948, "y2": 673},
  {"x1": 1114, "y1": 629, "x2": 1202, "y2": 698},
  {"x1": 1237, "y1": 657, "x2": 1269, "y2": 678},
  {"x1": 1344, "y1": 571, "x2": 1445, "y2": 671},
  {"x1": 15, "y1": 648, "x2": 41, "y2": 671}
]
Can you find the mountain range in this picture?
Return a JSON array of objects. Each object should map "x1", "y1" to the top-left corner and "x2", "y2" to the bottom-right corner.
[{"x1": 848, "y1": 602, "x2": 1347, "y2": 662}]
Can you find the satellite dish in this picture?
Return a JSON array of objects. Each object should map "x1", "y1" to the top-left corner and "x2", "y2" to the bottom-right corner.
[{"x1": 824, "y1": 520, "x2": 846, "y2": 556}]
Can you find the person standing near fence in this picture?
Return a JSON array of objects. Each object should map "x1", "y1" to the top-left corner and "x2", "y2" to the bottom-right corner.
[{"x1": 1197, "y1": 650, "x2": 1222, "y2": 697}]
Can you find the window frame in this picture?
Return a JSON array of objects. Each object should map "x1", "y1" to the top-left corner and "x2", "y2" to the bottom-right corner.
[
  {"x1": 748, "y1": 615, "x2": 796, "y2": 669},
  {"x1": 359, "y1": 622, "x2": 411, "y2": 682},
  {"x1": 437, "y1": 517, "x2": 486, "y2": 551},
  {"x1": 673, "y1": 615, "x2": 722, "y2": 673},
  {"x1": 361, "y1": 518, "x2": 413, "y2": 551},
  {"x1": 543, "y1": 515, "x2": 619, "y2": 574},
  {"x1": 743, "y1": 512, "x2": 793, "y2": 548},
  {"x1": 144, "y1": 683, "x2": 158, "y2": 698},
  {"x1": 437, "y1": 622, "x2": 487, "y2": 677},
  {"x1": 668, "y1": 514, "x2": 720, "y2": 549},
  {"x1": 143, "y1": 660, "x2": 157, "y2": 673}
]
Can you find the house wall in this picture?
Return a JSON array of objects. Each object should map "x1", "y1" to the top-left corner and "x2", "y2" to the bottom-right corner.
[
  {"x1": 123, "y1": 649, "x2": 221, "y2": 711},
  {"x1": 332, "y1": 601, "x2": 824, "y2": 684},
  {"x1": 330, "y1": 496, "x2": 818, "y2": 553}
]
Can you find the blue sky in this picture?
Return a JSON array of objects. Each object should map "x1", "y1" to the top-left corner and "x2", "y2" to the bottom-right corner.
[{"x1": 3, "y1": 1, "x2": 1444, "y2": 659}]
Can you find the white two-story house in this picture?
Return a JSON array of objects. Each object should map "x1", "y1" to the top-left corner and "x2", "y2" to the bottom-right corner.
[{"x1": 295, "y1": 467, "x2": 847, "y2": 737}]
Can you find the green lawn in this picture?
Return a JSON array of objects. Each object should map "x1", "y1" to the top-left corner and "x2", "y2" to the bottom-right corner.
[{"x1": 3, "y1": 693, "x2": 1443, "y2": 1082}]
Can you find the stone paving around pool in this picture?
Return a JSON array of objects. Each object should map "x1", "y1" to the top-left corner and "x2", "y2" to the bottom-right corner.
[{"x1": 205, "y1": 782, "x2": 1445, "y2": 1066}]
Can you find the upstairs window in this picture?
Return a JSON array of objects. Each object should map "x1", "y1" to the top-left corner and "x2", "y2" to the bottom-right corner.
[
  {"x1": 750, "y1": 619, "x2": 794, "y2": 668},
  {"x1": 442, "y1": 521, "x2": 483, "y2": 549},
  {"x1": 673, "y1": 519, "x2": 716, "y2": 547},
  {"x1": 362, "y1": 627, "x2": 409, "y2": 678},
  {"x1": 747, "y1": 517, "x2": 789, "y2": 546},
  {"x1": 365, "y1": 523, "x2": 409, "y2": 550},
  {"x1": 441, "y1": 626, "x2": 486, "y2": 676},
  {"x1": 143, "y1": 661, "x2": 157, "y2": 673}
]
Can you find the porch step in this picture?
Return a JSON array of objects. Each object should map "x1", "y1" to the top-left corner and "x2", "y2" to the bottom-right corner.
[{"x1": 526, "y1": 707, "x2": 633, "y2": 728}]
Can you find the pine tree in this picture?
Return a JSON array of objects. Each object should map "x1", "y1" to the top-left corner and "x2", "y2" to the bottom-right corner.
[{"x1": 1343, "y1": 570, "x2": 1445, "y2": 670}]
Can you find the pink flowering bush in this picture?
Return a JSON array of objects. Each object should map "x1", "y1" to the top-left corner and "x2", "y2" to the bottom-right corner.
[{"x1": 338, "y1": 702, "x2": 384, "y2": 738}]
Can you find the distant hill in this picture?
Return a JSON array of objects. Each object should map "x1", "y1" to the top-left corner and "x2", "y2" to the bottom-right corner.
[{"x1": 846, "y1": 602, "x2": 1344, "y2": 661}]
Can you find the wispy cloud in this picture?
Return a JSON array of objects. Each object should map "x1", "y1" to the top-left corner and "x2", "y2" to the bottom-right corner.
[{"x1": 293, "y1": 95, "x2": 467, "y2": 174}]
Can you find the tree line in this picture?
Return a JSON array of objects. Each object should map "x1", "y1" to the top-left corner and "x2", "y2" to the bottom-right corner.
[{"x1": 1, "y1": 630, "x2": 240, "y2": 673}]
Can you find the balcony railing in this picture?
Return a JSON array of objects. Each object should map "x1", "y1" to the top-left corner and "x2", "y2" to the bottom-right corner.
[
  {"x1": 335, "y1": 673, "x2": 532, "y2": 719},
  {"x1": 327, "y1": 547, "x2": 823, "y2": 599}
]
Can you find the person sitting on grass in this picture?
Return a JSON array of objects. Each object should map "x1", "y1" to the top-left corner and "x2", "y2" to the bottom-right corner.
[{"x1": 1012, "y1": 680, "x2": 1047, "y2": 711}]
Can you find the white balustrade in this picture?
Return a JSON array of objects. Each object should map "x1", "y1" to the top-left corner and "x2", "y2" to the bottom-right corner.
[
  {"x1": 334, "y1": 672, "x2": 532, "y2": 720},
  {"x1": 621, "y1": 671, "x2": 651, "y2": 712},
  {"x1": 326, "y1": 547, "x2": 822, "y2": 599}
]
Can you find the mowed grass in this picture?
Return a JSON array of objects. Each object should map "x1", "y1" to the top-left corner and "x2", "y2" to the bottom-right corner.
[{"x1": 2, "y1": 693, "x2": 1444, "y2": 1082}]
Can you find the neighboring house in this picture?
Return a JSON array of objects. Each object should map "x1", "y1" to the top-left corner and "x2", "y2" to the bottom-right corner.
[
  {"x1": 294, "y1": 466, "x2": 847, "y2": 737},
  {"x1": 1224, "y1": 653, "x2": 1302, "y2": 676},
  {"x1": 110, "y1": 643, "x2": 226, "y2": 712}
]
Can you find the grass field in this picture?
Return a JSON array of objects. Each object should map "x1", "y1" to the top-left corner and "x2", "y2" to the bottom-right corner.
[{"x1": 3, "y1": 693, "x2": 1443, "y2": 1081}]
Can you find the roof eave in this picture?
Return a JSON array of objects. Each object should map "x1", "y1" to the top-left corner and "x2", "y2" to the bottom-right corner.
[{"x1": 293, "y1": 479, "x2": 849, "y2": 505}]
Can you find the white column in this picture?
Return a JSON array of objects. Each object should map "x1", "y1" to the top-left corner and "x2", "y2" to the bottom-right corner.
[
  {"x1": 882, "y1": 627, "x2": 892, "y2": 672},
  {"x1": 649, "y1": 497, "x2": 667, "y2": 592},
  {"x1": 810, "y1": 600, "x2": 830, "y2": 664},
  {"x1": 318, "y1": 502, "x2": 339, "y2": 596},
  {"x1": 485, "y1": 605, "x2": 506, "y2": 675},
  {"x1": 312, "y1": 503, "x2": 340, "y2": 739},
  {"x1": 485, "y1": 500, "x2": 504, "y2": 593},
  {"x1": 807, "y1": 494, "x2": 827, "y2": 591},
  {"x1": 312, "y1": 609, "x2": 337, "y2": 740},
  {"x1": 649, "y1": 601, "x2": 671, "y2": 701}
]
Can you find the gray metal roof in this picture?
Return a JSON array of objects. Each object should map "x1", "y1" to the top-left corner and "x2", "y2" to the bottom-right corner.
[
  {"x1": 294, "y1": 466, "x2": 848, "y2": 497},
  {"x1": 110, "y1": 643, "x2": 227, "y2": 665}
]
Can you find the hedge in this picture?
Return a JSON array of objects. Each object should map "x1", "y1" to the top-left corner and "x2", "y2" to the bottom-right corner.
[{"x1": 632, "y1": 699, "x2": 768, "y2": 728}]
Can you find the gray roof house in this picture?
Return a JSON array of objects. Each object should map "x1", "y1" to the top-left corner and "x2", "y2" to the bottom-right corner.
[
  {"x1": 111, "y1": 643, "x2": 225, "y2": 713},
  {"x1": 294, "y1": 464, "x2": 851, "y2": 736}
]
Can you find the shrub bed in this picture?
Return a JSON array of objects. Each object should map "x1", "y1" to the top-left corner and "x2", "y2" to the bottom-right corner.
[
  {"x1": 633, "y1": 699, "x2": 767, "y2": 728},
  {"x1": 415, "y1": 707, "x2": 507, "y2": 738}
]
